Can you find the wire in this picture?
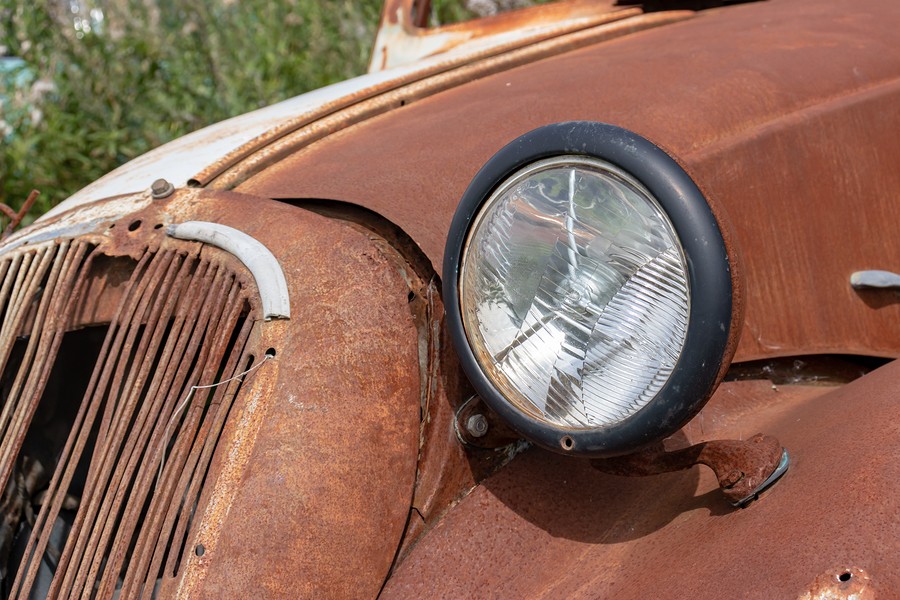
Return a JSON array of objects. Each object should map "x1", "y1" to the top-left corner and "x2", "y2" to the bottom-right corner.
[{"x1": 156, "y1": 352, "x2": 273, "y2": 491}]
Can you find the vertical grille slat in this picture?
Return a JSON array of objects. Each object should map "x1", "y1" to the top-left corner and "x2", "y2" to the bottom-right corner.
[
  {"x1": 92, "y1": 250, "x2": 178, "y2": 455},
  {"x1": 94, "y1": 254, "x2": 204, "y2": 598},
  {"x1": 125, "y1": 279, "x2": 252, "y2": 598},
  {"x1": 158, "y1": 314, "x2": 256, "y2": 588},
  {"x1": 0, "y1": 238, "x2": 262, "y2": 600},
  {"x1": 68, "y1": 251, "x2": 193, "y2": 599},
  {"x1": 0, "y1": 242, "x2": 94, "y2": 501},
  {"x1": 95, "y1": 266, "x2": 244, "y2": 598},
  {"x1": 0, "y1": 245, "x2": 63, "y2": 472},
  {"x1": 57, "y1": 249, "x2": 185, "y2": 600},
  {"x1": 10, "y1": 249, "x2": 156, "y2": 599}
]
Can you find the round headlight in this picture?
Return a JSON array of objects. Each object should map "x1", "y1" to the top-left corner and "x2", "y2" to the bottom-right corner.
[{"x1": 444, "y1": 122, "x2": 739, "y2": 457}]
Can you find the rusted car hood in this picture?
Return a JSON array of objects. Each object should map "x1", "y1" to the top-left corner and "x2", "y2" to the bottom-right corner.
[{"x1": 232, "y1": 0, "x2": 900, "y2": 363}]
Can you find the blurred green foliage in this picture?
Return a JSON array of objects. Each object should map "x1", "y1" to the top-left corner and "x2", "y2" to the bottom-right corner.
[
  {"x1": 0, "y1": 0, "x2": 521, "y2": 222},
  {"x1": 0, "y1": 0, "x2": 389, "y2": 220}
]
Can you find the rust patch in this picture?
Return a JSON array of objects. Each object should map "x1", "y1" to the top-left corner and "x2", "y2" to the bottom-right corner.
[
  {"x1": 798, "y1": 567, "x2": 876, "y2": 600},
  {"x1": 370, "y1": 0, "x2": 635, "y2": 72}
]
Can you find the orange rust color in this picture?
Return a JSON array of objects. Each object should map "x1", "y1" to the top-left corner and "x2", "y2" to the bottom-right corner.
[
  {"x1": 162, "y1": 194, "x2": 422, "y2": 599},
  {"x1": 193, "y1": 9, "x2": 683, "y2": 190},
  {"x1": 382, "y1": 365, "x2": 900, "y2": 597},
  {"x1": 21, "y1": 190, "x2": 425, "y2": 598},
  {"x1": 238, "y1": 0, "x2": 900, "y2": 362},
  {"x1": 370, "y1": 0, "x2": 632, "y2": 71}
]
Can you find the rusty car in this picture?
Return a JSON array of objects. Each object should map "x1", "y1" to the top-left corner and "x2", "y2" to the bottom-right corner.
[{"x1": 0, "y1": 0, "x2": 897, "y2": 597}]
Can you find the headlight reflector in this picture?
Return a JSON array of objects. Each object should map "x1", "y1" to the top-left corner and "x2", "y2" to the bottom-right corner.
[{"x1": 460, "y1": 156, "x2": 690, "y2": 429}]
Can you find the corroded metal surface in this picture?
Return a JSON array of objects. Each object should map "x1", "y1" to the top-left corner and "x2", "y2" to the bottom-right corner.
[
  {"x1": 369, "y1": 0, "x2": 632, "y2": 72},
  {"x1": 208, "y1": 10, "x2": 691, "y2": 191},
  {"x1": 240, "y1": 0, "x2": 900, "y2": 362},
  {"x1": 0, "y1": 199, "x2": 265, "y2": 599},
  {"x1": 591, "y1": 433, "x2": 785, "y2": 506},
  {"x1": 154, "y1": 193, "x2": 422, "y2": 599},
  {"x1": 798, "y1": 567, "x2": 876, "y2": 600},
  {"x1": 10, "y1": 0, "x2": 898, "y2": 596},
  {"x1": 0, "y1": 190, "x2": 424, "y2": 598},
  {"x1": 260, "y1": 200, "x2": 518, "y2": 567},
  {"x1": 382, "y1": 363, "x2": 900, "y2": 598}
]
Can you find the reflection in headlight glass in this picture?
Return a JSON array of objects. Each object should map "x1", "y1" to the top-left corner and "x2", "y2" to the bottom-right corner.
[{"x1": 460, "y1": 156, "x2": 690, "y2": 429}]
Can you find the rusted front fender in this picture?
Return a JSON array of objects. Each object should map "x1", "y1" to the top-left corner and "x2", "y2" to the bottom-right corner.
[
  {"x1": 382, "y1": 361, "x2": 900, "y2": 598},
  {"x1": 159, "y1": 192, "x2": 424, "y2": 598},
  {"x1": 0, "y1": 189, "x2": 426, "y2": 598}
]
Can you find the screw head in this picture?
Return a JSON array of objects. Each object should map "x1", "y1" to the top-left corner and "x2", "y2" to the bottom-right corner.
[
  {"x1": 150, "y1": 178, "x2": 175, "y2": 199},
  {"x1": 466, "y1": 414, "x2": 489, "y2": 438}
]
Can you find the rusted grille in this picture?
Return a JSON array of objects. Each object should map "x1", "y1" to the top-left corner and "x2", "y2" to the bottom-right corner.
[{"x1": 0, "y1": 238, "x2": 260, "y2": 599}]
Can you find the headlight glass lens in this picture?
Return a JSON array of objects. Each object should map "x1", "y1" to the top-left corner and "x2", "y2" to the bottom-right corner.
[{"x1": 460, "y1": 156, "x2": 690, "y2": 429}]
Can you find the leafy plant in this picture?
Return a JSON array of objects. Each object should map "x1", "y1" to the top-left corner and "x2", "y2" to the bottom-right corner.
[
  {"x1": 0, "y1": 0, "x2": 536, "y2": 224},
  {"x1": 0, "y1": 0, "x2": 383, "y2": 221}
]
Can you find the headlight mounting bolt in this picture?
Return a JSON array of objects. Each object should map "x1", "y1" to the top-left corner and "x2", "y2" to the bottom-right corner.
[
  {"x1": 151, "y1": 178, "x2": 175, "y2": 199},
  {"x1": 455, "y1": 395, "x2": 522, "y2": 449},
  {"x1": 466, "y1": 413, "x2": 489, "y2": 438}
]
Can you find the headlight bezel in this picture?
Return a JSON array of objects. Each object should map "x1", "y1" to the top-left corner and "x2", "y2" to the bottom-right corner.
[{"x1": 443, "y1": 121, "x2": 737, "y2": 457}]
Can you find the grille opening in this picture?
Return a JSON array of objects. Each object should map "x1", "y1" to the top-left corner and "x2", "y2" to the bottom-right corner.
[
  {"x1": 1, "y1": 316, "x2": 256, "y2": 599},
  {"x1": 1, "y1": 328, "x2": 104, "y2": 600},
  {"x1": 0, "y1": 241, "x2": 260, "y2": 599}
]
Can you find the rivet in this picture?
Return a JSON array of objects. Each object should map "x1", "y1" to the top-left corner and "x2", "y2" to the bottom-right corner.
[{"x1": 151, "y1": 178, "x2": 175, "y2": 199}]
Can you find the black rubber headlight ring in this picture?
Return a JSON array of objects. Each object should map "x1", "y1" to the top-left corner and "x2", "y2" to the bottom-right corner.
[{"x1": 443, "y1": 121, "x2": 735, "y2": 457}]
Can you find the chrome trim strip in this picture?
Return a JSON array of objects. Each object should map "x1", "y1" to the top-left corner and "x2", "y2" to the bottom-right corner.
[{"x1": 167, "y1": 221, "x2": 291, "y2": 320}]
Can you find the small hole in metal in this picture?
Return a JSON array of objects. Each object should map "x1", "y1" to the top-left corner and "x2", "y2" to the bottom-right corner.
[
  {"x1": 195, "y1": 544, "x2": 205, "y2": 557},
  {"x1": 128, "y1": 220, "x2": 142, "y2": 232},
  {"x1": 407, "y1": 291, "x2": 415, "y2": 302},
  {"x1": 154, "y1": 223, "x2": 163, "y2": 229},
  {"x1": 838, "y1": 572, "x2": 852, "y2": 582},
  {"x1": 561, "y1": 436, "x2": 574, "y2": 450},
  {"x1": 108, "y1": 223, "x2": 115, "y2": 229},
  {"x1": 265, "y1": 348, "x2": 277, "y2": 357}
]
